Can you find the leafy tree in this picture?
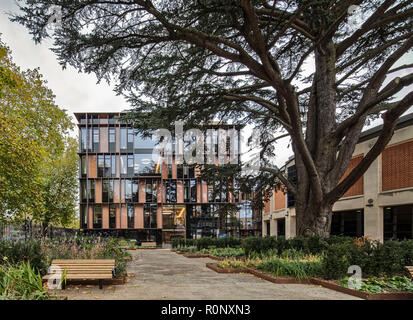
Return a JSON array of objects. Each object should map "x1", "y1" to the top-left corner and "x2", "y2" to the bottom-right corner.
[
  {"x1": 13, "y1": 0, "x2": 413, "y2": 235},
  {"x1": 0, "y1": 38, "x2": 74, "y2": 224},
  {"x1": 36, "y1": 137, "x2": 79, "y2": 232}
]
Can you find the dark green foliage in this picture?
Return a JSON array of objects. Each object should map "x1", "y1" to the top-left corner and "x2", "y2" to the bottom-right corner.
[
  {"x1": 171, "y1": 237, "x2": 242, "y2": 250},
  {"x1": 0, "y1": 240, "x2": 47, "y2": 275},
  {"x1": 321, "y1": 239, "x2": 413, "y2": 279},
  {"x1": 241, "y1": 235, "x2": 353, "y2": 256},
  {"x1": 257, "y1": 259, "x2": 323, "y2": 280}
]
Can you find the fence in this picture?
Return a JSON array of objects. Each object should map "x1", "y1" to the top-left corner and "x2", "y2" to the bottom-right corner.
[{"x1": 0, "y1": 221, "x2": 78, "y2": 240}]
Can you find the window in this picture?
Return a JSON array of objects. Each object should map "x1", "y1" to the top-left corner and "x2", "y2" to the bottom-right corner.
[
  {"x1": 111, "y1": 155, "x2": 116, "y2": 176},
  {"x1": 127, "y1": 128, "x2": 134, "y2": 152},
  {"x1": 134, "y1": 132, "x2": 156, "y2": 149},
  {"x1": 125, "y1": 180, "x2": 132, "y2": 202},
  {"x1": 109, "y1": 180, "x2": 114, "y2": 202},
  {"x1": 81, "y1": 205, "x2": 88, "y2": 229},
  {"x1": 165, "y1": 180, "x2": 177, "y2": 203},
  {"x1": 184, "y1": 179, "x2": 197, "y2": 203},
  {"x1": 162, "y1": 205, "x2": 186, "y2": 230},
  {"x1": 277, "y1": 218, "x2": 286, "y2": 236},
  {"x1": 98, "y1": 155, "x2": 104, "y2": 177},
  {"x1": 93, "y1": 127, "x2": 99, "y2": 152},
  {"x1": 146, "y1": 179, "x2": 158, "y2": 202},
  {"x1": 190, "y1": 179, "x2": 197, "y2": 202},
  {"x1": 93, "y1": 205, "x2": 102, "y2": 228},
  {"x1": 88, "y1": 180, "x2": 95, "y2": 203},
  {"x1": 104, "y1": 155, "x2": 111, "y2": 177},
  {"x1": 109, "y1": 204, "x2": 116, "y2": 229},
  {"x1": 208, "y1": 185, "x2": 214, "y2": 202},
  {"x1": 127, "y1": 204, "x2": 134, "y2": 228},
  {"x1": 134, "y1": 153, "x2": 161, "y2": 175},
  {"x1": 144, "y1": 204, "x2": 157, "y2": 228},
  {"x1": 109, "y1": 127, "x2": 116, "y2": 152},
  {"x1": 127, "y1": 155, "x2": 134, "y2": 176},
  {"x1": 287, "y1": 165, "x2": 297, "y2": 207},
  {"x1": 132, "y1": 180, "x2": 139, "y2": 202},
  {"x1": 177, "y1": 164, "x2": 183, "y2": 179},
  {"x1": 102, "y1": 180, "x2": 109, "y2": 202},
  {"x1": 120, "y1": 127, "x2": 127, "y2": 150},
  {"x1": 80, "y1": 128, "x2": 87, "y2": 152},
  {"x1": 120, "y1": 155, "x2": 127, "y2": 177},
  {"x1": 81, "y1": 155, "x2": 87, "y2": 177},
  {"x1": 81, "y1": 180, "x2": 87, "y2": 202},
  {"x1": 88, "y1": 128, "x2": 93, "y2": 152}
]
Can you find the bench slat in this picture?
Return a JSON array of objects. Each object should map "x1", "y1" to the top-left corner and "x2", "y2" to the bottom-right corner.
[
  {"x1": 43, "y1": 274, "x2": 113, "y2": 280},
  {"x1": 52, "y1": 259, "x2": 115, "y2": 264}
]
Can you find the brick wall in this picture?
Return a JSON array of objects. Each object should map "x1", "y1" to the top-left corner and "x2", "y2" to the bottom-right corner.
[
  {"x1": 382, "y1": 140, "x2": 413, "y2": 191},
  {"x1": 274, "y1": 188, "x2": 286, "y2": 210},
  {"x1": 341, "y1": 155, "x2": 364, "y2": 197}
]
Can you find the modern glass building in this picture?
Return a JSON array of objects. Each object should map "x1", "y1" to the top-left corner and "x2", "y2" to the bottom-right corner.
[{"x1": 75, "y1": 112, "x2": 260, "y2": 244}]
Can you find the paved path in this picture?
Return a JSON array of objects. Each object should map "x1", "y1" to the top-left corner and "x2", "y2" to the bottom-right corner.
[{"x1": 58, "y1": 249, "x2": 361, "y2": 300}]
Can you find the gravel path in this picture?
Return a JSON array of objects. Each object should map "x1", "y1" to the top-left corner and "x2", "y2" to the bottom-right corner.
[{"x1": 56, "y1": 249, "x2": 361, "y2": 300}]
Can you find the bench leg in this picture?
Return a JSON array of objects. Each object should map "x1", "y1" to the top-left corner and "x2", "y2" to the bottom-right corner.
[{"x1": 99, "y1": 280, "x2": 103, "y2": 290}]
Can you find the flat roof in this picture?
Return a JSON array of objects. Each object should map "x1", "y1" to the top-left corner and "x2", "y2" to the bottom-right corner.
[{"x1": 358, "y1": 112, "x2": 413, "y2": 142}]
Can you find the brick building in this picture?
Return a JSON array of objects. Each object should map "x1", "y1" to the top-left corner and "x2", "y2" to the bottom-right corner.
[
  {"x1": 263, "y1": 113, "x2": 413, "y2": 242},
  {"x1": 75, "y1": 112, "x2": 260, "y2": 244}
]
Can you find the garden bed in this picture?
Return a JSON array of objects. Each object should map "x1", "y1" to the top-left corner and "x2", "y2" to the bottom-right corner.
[{"x1": 206, "y1": 263, "x2": 413, "y2": 300}]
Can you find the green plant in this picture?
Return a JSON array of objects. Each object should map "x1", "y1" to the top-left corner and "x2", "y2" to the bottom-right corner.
[
  {"x1": 338, "y1": 276, "x2": 413, "y2": 293},
  {"x1": 0, "y1": 239, "x2": 47, "y2": 275},
  {"x1": 0, "y1": 261, "x2": 53, "y2": 300},
  {"x1": 257, "y1": 257, "x2": 323, "y2": 280}
]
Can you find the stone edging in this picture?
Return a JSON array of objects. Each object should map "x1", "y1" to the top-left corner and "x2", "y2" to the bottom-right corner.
[{"x1": 205, "y1": 263, "x2": 413, "y2": 300}]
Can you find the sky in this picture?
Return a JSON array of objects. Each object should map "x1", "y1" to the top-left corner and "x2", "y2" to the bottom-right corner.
[{"x1": 0, "y1": 0, "x2": 411, "y2": 168}]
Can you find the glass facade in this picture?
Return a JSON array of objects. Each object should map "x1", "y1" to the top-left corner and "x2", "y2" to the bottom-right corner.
[{"x1": 77, "y1": 113, "x2": 243, "y2": 243}]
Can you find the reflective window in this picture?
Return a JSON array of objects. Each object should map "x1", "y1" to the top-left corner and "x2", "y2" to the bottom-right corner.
[
  {"x1": 109, "y1": 204, "x2": 116, "y2": 229},
  {"x1": 111, "y1": 155, "x2": 116, "y2": 176},
  {"x1": 102, "y1": 180, "x2": 109, "y2": 202},
  {"x1": 93, "y1": 204, "x2": 102, "y2": 228},
  {"x1": 109, "y1": 127, "x2": 116, "y2": 152},
  {"x1": 127, "y1": 155, "x2": 134, "y2": 176},
  {"x1": 132, "y1": 181, "x2": 139, "y2": 202},
  {"x1": 81, "y1": 155, "x2": 87, "y2": 177},
  {"x1": 127, "y1": 128, "x2": 134, "y2": 152},
  {"x1": 81, "y1": 204, "x2": 88, "y2": 229},
  {"x1": 93, "y1": 128, "x2": 99, "y2": 152},
  {"x1": 88, "y1": 180, "x2": 95, "y2": 203},
  {"x1": 134, "y1": 132, "x2": 156, "y2": 149},
  {"x1": 81, "y1": 180, "x2": 87, "y2": 202},
  {"x1": 104, "y1": 155, "x2": 111, "y2": 177},
  {"x1": 144, "y1": 204, "x2": 157, "y2": 228},
  {"x1": 165, "y1": 180, "x2": 177, "y2": 203},
  {"x1": 162, "y1": 205, "x2": 186, "y2": 230},
  {"x1": 120, "y1": 155, "x2": 127, "y2": 176},
  {"x1": 120, "y1": 128, "x2": 127, "y2": 150},
  {"x1": 146, "y1": 179, "x2": 158, "y2": 203},
  {"x1": 127, "y1": 204, "x2": 134, "y2": 228},
  {"x1": 98, "y1": 155, "x2": 104, "y2": 177},
  {"x1": 125, "y1": 180, "x2": 132, "y2": 202},
  {"x1": 134, "y1": 153, "x2": 161, "y2": 175},
  {"x1": 80, "y1": 128, "x2": 87, "y2": 152}
]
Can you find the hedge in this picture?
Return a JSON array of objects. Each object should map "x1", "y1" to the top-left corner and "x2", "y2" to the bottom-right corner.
[{"x1": 171, "y1": 237, "x2": 241, "y2": 250}]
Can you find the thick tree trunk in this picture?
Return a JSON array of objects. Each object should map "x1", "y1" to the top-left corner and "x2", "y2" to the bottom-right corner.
[{"x1": 295, "y1": 197, "x2": 333, "y2": 237}]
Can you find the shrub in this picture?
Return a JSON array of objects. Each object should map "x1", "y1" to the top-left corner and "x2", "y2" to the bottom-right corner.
[
  {"x1": 0, "y1": 239, "x2": 47, "y2": 275},
  {"x1": 321, "y1": 239, "x2": 413, "y2": 279},
  {"x1": 257, "y1": 258, "x2": 323, "y2": 280},
  {"x1": 0, "y1": 261, "x2": 53, "y2": 300}
]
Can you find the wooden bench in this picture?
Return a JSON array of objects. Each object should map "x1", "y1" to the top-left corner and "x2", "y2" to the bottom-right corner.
[
  {"x1": 141, "y1": 241, "x2": 157, "y2": 247},
  {"x1": 406, "y1": 266, "x2": 413, "y2": 279},
  {"x1": 43, "y1": 259, "x2": 115, "y2": 289}
]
